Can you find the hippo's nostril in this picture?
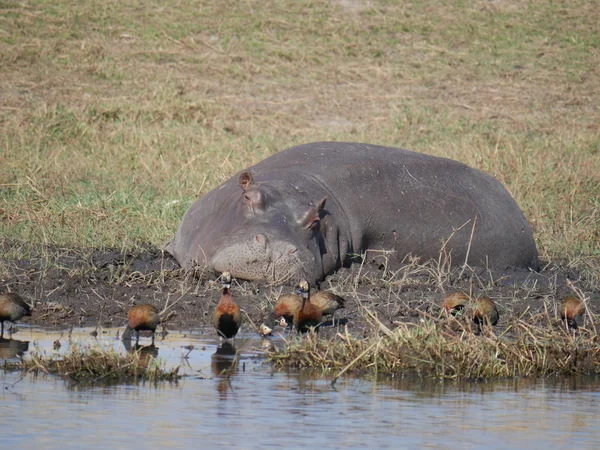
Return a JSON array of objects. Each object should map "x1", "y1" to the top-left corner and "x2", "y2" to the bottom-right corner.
[{"x1": 287, "y1": 246, "x2": 298, "y2": 255}]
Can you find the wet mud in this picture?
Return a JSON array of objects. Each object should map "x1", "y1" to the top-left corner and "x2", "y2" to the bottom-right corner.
[{"x1": 0, "y1": 243, "x2": 598, "y2": 337}]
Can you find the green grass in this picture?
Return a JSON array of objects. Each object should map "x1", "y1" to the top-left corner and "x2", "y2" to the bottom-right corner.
[{"x1": 1, "y1": 0, "x2": 598, "y2": 266}]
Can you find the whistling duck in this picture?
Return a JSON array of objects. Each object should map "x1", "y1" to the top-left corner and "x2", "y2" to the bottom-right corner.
[
  {"x1": 122, "y1": 304, "x2": 160, "y2": 344},
  {"x1": 293, "y1": 279, "x2": 322, "y2": 333},
  {"x1": 559, "y1": 296, "x2": 585, "y2": 330},
  {"x1": 213, "y1": 271, "x2": 242, "y2": 339},
  {"x1": 0, "y1": 293, "x2": 32, "y2": 336}
]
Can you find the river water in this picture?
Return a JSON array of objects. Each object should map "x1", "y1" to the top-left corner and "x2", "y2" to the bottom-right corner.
[{"x1": 1, "y1": 327, "x2": 599, "y2": 449}]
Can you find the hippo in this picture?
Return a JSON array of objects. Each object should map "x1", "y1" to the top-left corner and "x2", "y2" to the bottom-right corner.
[{"x1": 167, "y1": 142, "x2": 539, "y2": 284}]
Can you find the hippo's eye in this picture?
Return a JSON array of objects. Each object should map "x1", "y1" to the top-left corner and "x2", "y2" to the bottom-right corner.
[
  {"x1": 242, "y1": 190, "x2": 265, "y2": 212},
  {"x1": 309, "y1": 219, "x2": 320, "y2": 230}
]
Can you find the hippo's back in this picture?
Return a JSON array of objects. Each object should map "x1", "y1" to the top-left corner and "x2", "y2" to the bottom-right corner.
[{"x1": 250, "y1": 142, "x2": 539, "y2": 270}]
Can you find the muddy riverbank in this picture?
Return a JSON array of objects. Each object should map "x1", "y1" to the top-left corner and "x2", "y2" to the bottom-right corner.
[{"x1": 1, "y1": 242, "x2": 598, "y2": 336}]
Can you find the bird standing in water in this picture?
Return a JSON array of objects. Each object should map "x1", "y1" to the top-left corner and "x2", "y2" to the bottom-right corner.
[
  {"x1": 259, "y1": 293, "x2": 302, "y2": 336},
  {"x1": 293, "y1": 279, "x2": 322, "y2": 333},
  {"x1": 122, "y1": 304, "x2": 160, "y2": 345},
  {"x1": 213, "y1": 271, "x2": 242, "y2": 339},
  {"x1": 0, "y1": 293, "x2": 32, "y2": 336},
  {"x1": 259, "y1": 287, "x2": 344, "y2": 336}
]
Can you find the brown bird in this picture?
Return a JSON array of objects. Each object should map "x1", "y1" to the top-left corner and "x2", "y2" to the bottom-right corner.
[
  {"x1": 0, "y1": 293, "x2": 32, "y2": 336},
  {"x1": 294, "y1": 279, "x2": 322, "y2": 333},
  {"x1": 213, "y1": 271, "x2": 242, "y2": 339},
  {"x1": 259, "y1": 294, "x2": 302, "y2": 336},
  {"x1": 122, "y1": 304, "x2": 160, "y2": 345},
  {"x1": 441, "y1": 292, "x2": 499, "y2": 328},
  {"x1": 259, "y1": 288, "x2": 344, "y2": 336},
  {"x1": 441, "y1": 292, "x2": 469, "y2": 317},
  {"x1": 312, "y1": 291, "x2": 345, "y2": 321},
  {"x1": 560, "y1": 296, "x2": 585, "y2": 330},
  {"x1": 473, "y1": 296, "x2": 499, "y2": 327}
]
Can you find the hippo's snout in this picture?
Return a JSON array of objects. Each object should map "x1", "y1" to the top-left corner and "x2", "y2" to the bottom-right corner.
[{"x1": 211, "y1": 233, "x2": 314, "y2": 284}]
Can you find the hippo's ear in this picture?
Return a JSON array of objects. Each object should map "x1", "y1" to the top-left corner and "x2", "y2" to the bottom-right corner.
[
  {"x1": 300, "y1": 206, "x2": 321, "y2": 231},
  {"x1": 238, "y1": 171, "x2": 254, "y2": 191},
  {"x1": 316, "y1": 197, "x2": 327, "y2": 212}
]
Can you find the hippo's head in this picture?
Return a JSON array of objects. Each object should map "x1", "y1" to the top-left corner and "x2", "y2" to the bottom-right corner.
[{"x1": 210, "y1": 171, "x2": 327, "y2": 285}]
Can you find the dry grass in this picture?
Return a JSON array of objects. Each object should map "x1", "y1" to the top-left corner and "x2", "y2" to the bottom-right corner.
[
  {"x1": 267, "y1": 307, "x2": 600, "y2": 381},
  {"x1": 264, "y1": 255, "x2": 599, "y2": 380},
  {"x1": 3, "y1": 341, "x2": 181, "y2": 384},
  {"x1": 0, "y1": 0, "x2": 598, "y2": 265}
]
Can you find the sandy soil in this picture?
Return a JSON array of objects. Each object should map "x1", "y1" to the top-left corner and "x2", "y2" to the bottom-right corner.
[{"x1": 1, "y1": 244, "x2": 598, "y2": 337}]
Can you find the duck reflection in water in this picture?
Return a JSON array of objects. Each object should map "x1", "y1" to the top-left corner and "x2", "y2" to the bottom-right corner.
[
  {"x1": 122, "y1": 339, "x2": 159, "y2": 366},
  {"x1": 212, "y1": 342, "x2": 238, "y2": 376},
  {"x1": 0, "y1": 336, "x2": 30, "y2": 359},
  {"x1": 211, "y1": 342, "x2": 239, "y2": 396}
]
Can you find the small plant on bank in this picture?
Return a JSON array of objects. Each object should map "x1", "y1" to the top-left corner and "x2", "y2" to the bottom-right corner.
[{"x1": 4, "y1": 342, "x2": 181, "y2": 384}]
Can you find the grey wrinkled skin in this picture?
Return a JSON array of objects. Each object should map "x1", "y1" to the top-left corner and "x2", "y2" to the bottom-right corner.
[{"x1": 167, "y1": 142, "x2": 539, "y2": 284}]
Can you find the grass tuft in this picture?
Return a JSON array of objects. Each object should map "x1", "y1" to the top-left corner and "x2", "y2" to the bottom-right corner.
[
  {"x1": 3, "y1": 342, "x2": 181, "y2": 384},
  {"x1": 267, "y1": 310, "x2": 600, "y2": 381}
]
